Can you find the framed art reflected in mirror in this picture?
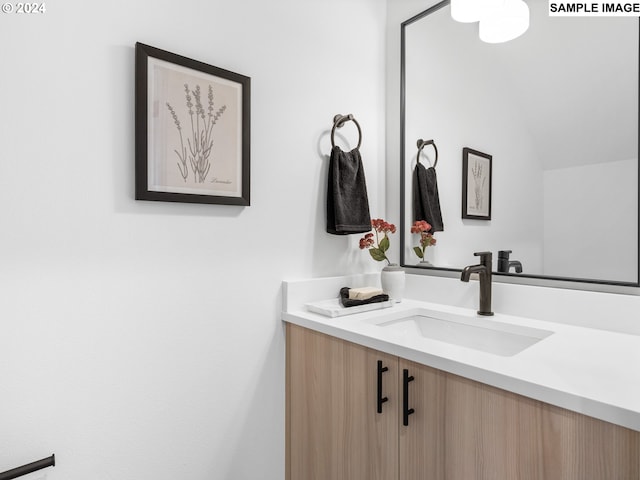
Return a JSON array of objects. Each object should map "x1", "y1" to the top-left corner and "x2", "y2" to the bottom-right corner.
[{"x1": 462, "y1": 148, "x2": 492, "y2": 221}]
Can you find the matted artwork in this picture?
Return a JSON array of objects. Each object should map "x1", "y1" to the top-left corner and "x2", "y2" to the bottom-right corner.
[
  {"x1": 462, "y1": 147, "x2": 492, "y2": 220},
  {"x1": 135, "y1": 42, "x2": 251, "y2": 205}
]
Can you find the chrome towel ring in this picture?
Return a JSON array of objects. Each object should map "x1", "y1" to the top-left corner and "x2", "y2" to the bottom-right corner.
[
  {"x1": 331, "y1": 114, "x2": 362, "y2": 149},
  {"x1": 416, "y1": 139, "x2": 438, "y2": 168}
]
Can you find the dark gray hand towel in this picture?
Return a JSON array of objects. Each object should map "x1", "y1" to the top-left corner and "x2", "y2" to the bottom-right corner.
[
  {"x1": 413, "y1": 162, "x2": 444, "y2": 232},
  {"x1": 327, "y1": 146, "x2": 372, "y2": 235}
]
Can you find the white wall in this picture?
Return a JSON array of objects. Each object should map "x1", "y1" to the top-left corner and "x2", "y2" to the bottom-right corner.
[
  {"x1": 543, "y1": 158, "x2": 638, "y2": 282},
  {"x1": 0, "y1": 1, "x2": 386, "y2": 479}
]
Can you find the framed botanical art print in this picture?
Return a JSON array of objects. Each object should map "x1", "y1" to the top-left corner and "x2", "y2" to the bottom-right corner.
[
  {"x1": 135, "y1": 42, "x2": 251, "y2": 205},
  {"x1": 462, "y1": 147, "x2": 492, "y2": 220}
]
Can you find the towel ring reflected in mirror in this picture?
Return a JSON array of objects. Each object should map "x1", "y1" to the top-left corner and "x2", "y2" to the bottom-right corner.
[
  {"x1": 416, "y1": 139, "x2": 438, "y2": 168},
  {"x1": 331, "y1": 113, "x2": 362, "y2": 150}
]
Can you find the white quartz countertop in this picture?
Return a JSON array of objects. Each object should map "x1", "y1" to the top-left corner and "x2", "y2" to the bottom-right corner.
[{"x1": 282, "y1": 290, "x2": 640, "y2": 432}]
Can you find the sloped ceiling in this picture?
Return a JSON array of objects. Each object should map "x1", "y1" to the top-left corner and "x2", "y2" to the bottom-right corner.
[{"x1": 485, "y1": 0, "x2": 638, "y2": 170}]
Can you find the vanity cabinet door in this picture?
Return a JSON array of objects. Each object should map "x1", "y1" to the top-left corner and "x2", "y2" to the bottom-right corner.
[
  {"x1": 286, "y1": 324, "x2": 399, "y2": 480},
  {"x1": 398, "y1": 359, "x2": 446, "y2": 480},
  {"x1": 438, "y1": 366, "x2": 544, "y2": 480},
  {"x1": 399, "y1": 358, "x2": 541, "y2": 479},
  {"x1": 399, "y1": 358, "x2": 640, "y2": 480}
]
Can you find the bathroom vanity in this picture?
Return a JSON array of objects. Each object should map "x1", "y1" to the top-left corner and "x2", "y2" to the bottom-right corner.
[{"x1": 283, "y1": 276, "x2": 640, "y2": 480}]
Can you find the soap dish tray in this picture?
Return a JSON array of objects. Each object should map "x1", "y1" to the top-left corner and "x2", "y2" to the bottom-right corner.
[{"x1": 305, "y1": 297, "x2": 395, "y2": 318}]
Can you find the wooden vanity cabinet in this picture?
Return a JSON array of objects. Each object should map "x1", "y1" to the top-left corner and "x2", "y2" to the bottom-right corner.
[
  {"x1": 286, "y1": 323, "x2": 399, "y2": 480},
  {"x1": 286, "y1": 324, "x2": 640, "y2": 480},
  {"x1": 400, "y1": 358, "x2": 640, "y2": 480}
]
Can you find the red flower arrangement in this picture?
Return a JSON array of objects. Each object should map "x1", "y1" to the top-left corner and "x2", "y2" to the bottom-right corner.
[
  {"x1": 359, "y1": 218, "x2": 396, "y2": 265},
  {"x1": 411, "y1": 220, "x2": 437, "y2": 260}
]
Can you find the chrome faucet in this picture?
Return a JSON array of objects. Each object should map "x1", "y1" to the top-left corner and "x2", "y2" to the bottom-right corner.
[{"x1": 461, "y1": 251, "x2": 493, "y2": 316}]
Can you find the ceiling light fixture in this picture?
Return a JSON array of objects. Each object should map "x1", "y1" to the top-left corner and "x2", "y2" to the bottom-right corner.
[
  {"x1": 451, "y1": 0, "x2": 530, "y2": 44},
  {"x1": 450, "y1": 0, "x2": 505, "y2": 23},
  {"x1": 479, "y1": 0, "x2": 530, "y2": 43}
]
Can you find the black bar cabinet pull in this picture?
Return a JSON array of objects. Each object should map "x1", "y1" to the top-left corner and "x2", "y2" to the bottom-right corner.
[
  {"x1": 0, "y1": 454, "x2": 55, "y2": 480},
  {"x1": 376, "y1": 360, "x2": 389, "y2": 413},
  {"x1": 403, "y1": 369, "x2": 415, "y2": 426}
]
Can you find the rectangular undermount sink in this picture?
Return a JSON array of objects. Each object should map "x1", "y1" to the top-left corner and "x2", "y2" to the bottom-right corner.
[{"x1": 377, "y1": 311, "x2": 553, "y2": 357}]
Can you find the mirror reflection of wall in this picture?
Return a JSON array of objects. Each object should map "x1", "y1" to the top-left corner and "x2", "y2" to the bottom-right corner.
[{"x1": 402, "y1": 0, "x2": 638, "y2": 284}]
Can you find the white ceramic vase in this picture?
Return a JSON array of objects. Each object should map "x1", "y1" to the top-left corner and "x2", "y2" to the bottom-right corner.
[{"x1": 381, "y1": 264, "x2": 406, "y2": 302}]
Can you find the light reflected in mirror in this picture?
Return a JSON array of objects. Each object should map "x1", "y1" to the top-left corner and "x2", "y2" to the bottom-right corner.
[{"x1": 400, "y1": 0, "x2": 639, "y2": 285}]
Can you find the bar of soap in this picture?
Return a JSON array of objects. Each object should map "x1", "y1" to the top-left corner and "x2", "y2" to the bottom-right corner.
[{"x1": 348, "y1": 286, "x2": 384, "y2": 300}]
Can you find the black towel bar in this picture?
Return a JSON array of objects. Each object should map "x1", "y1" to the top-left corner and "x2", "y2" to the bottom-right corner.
[
  {"x1": 416, "y1": 138, "x2": 438, "y2": 168},
  {"x1": 0, "y1": 455, "x2": 55, "y2": 480},
  {"x1": 331, "y1": 113, "x2": 362, "y2": 149}
]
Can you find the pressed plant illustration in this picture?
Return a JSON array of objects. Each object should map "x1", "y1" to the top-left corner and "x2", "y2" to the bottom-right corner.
[
  {"x1": 471, "y1": 159, "x2": 487, "y2": 211},
  {"x1": 166, "y1": 84, "x2": 227, "y2": 183}
]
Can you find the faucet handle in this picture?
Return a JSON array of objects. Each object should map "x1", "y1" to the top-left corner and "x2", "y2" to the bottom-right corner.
[{"x1": 473, "y1": 251, "x2": 493, "y2": 268}]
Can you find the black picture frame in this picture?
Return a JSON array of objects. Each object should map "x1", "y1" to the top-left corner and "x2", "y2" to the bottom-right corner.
[
  {"x1": 135, "y1": 42, "x2": 251, "y2": 206},
  {"x1": 462, "y1": 147, "x2": 492, "y2": 220}
]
